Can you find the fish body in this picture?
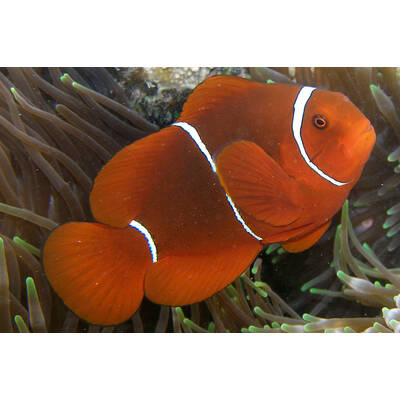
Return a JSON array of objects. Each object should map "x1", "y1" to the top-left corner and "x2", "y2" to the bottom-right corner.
[{"x1": 42, "y1": 75, "x2": 376, "y2": 325}]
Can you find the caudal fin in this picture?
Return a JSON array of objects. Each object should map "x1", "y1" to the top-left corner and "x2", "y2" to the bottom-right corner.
[{"x1": 42, "y1": 222, "x2": 153, "y2": 326}]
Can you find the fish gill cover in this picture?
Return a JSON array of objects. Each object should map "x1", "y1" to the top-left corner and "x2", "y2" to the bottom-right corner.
[{"x1": 0, "y1": 67, "x2": 399, "y2": 333}]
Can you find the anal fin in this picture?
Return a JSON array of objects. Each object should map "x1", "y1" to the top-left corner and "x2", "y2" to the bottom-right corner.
[{"x1": 144, "y1": 239, "x2": 262, "y2": 306}]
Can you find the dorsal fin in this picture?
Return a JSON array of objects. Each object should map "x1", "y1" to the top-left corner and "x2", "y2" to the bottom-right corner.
[
  {"x1": 90, "y1": 127, "x2": 182, "y2": 228},
  {"x1": 179, "y1": 75, "x2": 261, "y2": 121}
]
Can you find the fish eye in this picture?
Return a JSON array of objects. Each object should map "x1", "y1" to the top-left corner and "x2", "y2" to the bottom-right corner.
[{"x1": 313, "y1": 115, "x2": 328, "y2": 129}]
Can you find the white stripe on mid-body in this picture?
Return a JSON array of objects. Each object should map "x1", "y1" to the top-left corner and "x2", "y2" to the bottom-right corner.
[
  {"x1": 172, "y1": 121, "x2": 262, "y2": 241},
  {"x1": 173, "y1": 122, "x2": 216, "y2": 173},
  {"x1": 225, "y1": 194, "x2": 262, "y2": 241},
  {"x1": 292, "y1": 86, "x2": 349, "y2": 187},
  {"x1": 129, "y1": 219, "x2": 158, "y2": 263}
]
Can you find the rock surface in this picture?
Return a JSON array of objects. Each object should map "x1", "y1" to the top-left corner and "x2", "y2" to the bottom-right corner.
[{"x1": 116, "y1": 67, "x2": 250, "y2": 127}]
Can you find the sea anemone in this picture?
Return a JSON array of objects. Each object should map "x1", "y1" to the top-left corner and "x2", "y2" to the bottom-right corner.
[{"x1": 0, "y1": 67, "x2": 157, "y2": 332}]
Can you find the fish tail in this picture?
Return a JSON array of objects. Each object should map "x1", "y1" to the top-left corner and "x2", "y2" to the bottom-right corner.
[{"x1": 42, "y1": 222, "x2": 153, "y2": 326}]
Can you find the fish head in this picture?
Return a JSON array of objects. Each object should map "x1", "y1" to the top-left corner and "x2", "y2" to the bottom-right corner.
[{"x1": 292, "y1": 88, "x2": 376, "y2": 185}]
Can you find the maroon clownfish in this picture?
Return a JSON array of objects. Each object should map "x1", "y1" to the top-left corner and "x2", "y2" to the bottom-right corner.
[{"x1": 42, "y1": 75, "x2": 376, "y2": 326}]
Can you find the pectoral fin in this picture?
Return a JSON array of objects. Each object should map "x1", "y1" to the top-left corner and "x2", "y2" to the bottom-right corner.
[{"x1": 216, "y1": 140, "x2": 301, "y2": 227}]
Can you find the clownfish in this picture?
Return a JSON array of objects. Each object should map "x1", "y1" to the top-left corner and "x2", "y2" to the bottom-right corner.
[{"x1": 42, "y1": 75, "x2": 376, "y2": 326}]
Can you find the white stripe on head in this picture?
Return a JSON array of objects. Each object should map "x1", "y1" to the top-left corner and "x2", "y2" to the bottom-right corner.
[
  {"x1": 292, "y1": 86, "x2": 349, "y2": 187},
  {"x1": 173, "y1": 121, "x2": 262, "y2": 241},
  {"x1": 129, "y1": 219, "x2": 158, "y2": 263}
]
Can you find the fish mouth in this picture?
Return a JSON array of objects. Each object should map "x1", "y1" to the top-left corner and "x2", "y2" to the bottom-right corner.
[
  {"x1": 361, "y1": 122, "x2": 374, "y2": 135},
  {"x1": 311, "y1": 123, "x2": 375, "y2": 162},
  {"x1": 354, "y1": 122, "x2": 376, "y2": 148}
]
